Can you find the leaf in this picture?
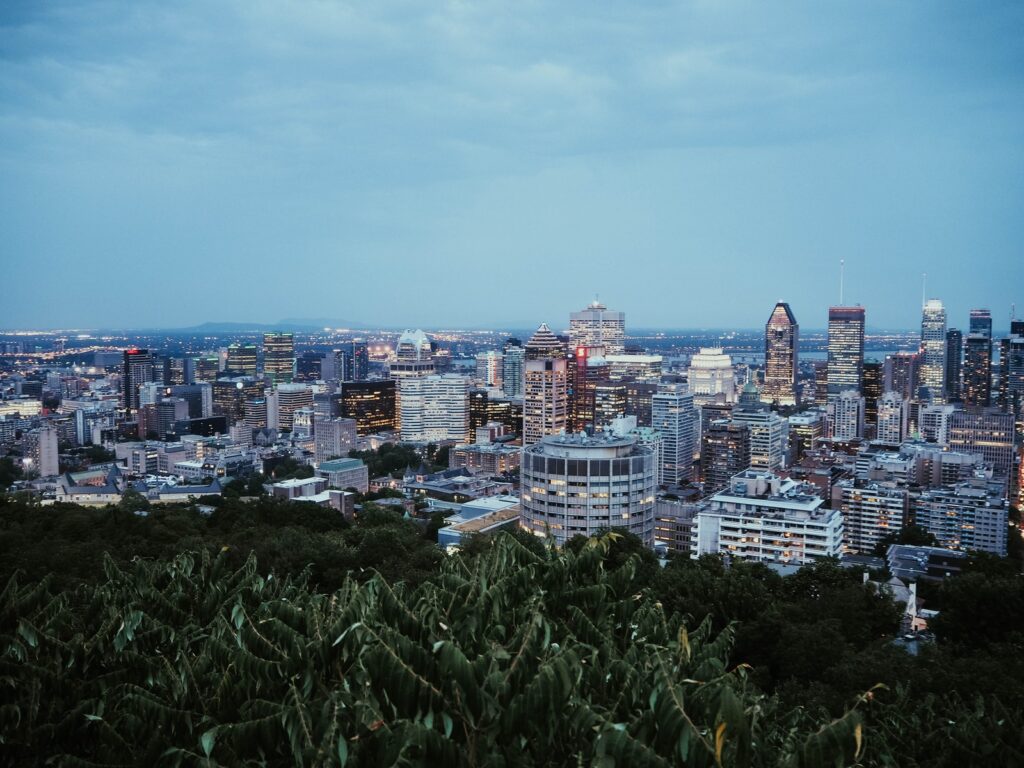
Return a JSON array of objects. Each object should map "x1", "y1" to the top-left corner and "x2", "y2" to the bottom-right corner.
[
  {"x1": 201, "y1": 727, "x2": 217, "y2": 757},
  {"x1": 854, "y1": 722, "x2": 863, "y2": 758},
  {"x1": 442, "y1": 712, "x2": 453, "y2": 739},
  {"x1": 715, "y1": 722, "x2": 726, "y2": 766},
  {"x1": 337, "y1": 735, "x2": 348, "y2": 766}
]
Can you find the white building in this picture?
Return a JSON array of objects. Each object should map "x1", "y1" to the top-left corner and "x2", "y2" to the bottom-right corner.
[
  {"x1": 399, "y1": 374, "x2": 470, "y2": 443},
  {"x1": 687, "y1": 348, "x2": 736, "y2": 403},
  {"x1": 919, "y1": 299, "x2": 947, "y2": 402},
  {"x1": 606, "y1": 354, "x2": 662, "y2": 383},
  {"x1": 316, "y1": 457, "x2": 369, "y2": 494},
  {"x1": 25, "y1": 425, "x2": 59, "y2": 478},
  {"x1": 919, "y1": 404, "x2": 955, "y2": 445},
  {"x1": 568, "y1": 300, "x2": 625, "y2": 355},
  {"x1": 828, "y1": 390, "x2": 865, "y2": 440},
  {"x1": 693, "y1": 470, "x2": 844, "y2": 565},
  {"x1": 475, "y1": 351, "x2": 503, "y2": 389},
  {"x1": 314, "y1": 416, "x2": 358, "y2": 465},
  {"x1": 651, "y1": 384, "x2": 697, "y2": 485},
  {"x1": 833, "y1": 479, "x2": 907, "y2": 555},
  {"x1": 876, "y1": 392, "x2": 910, "y2": 445},
  {"x1": 520, "y1": 432, "x2": 656, "y2": 546}
]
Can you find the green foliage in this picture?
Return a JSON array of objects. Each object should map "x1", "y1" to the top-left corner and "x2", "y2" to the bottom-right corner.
[
  {"x1": 872, "y1": 524, "x2": 938, "y2": 556},
  {"x1": 0, "y1": 456, "x2": 22, "y2": 489},
  {"x1": 349, "y1": 443, "x2": 434, "y2": 479},
  {"x1": 0, "y1": 535, "x2": 867, "y2": 766}
]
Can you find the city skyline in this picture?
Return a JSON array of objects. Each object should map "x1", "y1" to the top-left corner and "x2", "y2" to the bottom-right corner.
[{"x1": 2, "y1": 2, "x2": 1023, "y2": 329}]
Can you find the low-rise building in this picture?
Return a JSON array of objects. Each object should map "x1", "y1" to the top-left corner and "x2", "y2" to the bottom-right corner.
[
  {"x1": 913, "y1": 478, "x2": 1008, "y2": 556},
  {"x1": 316, "y1": 457, "x2": 369, "y2": 494}
]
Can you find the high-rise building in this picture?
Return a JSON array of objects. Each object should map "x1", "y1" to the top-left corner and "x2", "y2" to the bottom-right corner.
[
  {"x1": 834, "y1": 479, "x2": 907, "y2": 555},
  {"x1": 998, "y1": 332, "x2": 1024, "y2": 410},
  {"x1": 314, "y1": 416, "x2": 357, "y2": 466},
  {"x1": 569, "y1": 345, "x2": 610, "y2": 432},
  {"x1": 687, "y1": 348, "x2": 736, "y2": 403},
  {"x1": 919, "y1": 404, "x2": 955, "y2": 445},
  {"x1": 569, "y1": 300, "x2": 625, "y2": 355},
  {"x1": 225, "y1": 344, "x2": 258, "y2": 377},
  {"x1": 876, "y1": 392, "x2": 910, "y2": 445},
  {"x1": 862, "y1": 360, "x2": 883, "y2": 437},
  {"x1": 263, "y1": 332, "x2": 295, "y2": 385},
  {"x1": 191, "y1": 356, "x2": 220, "y2": 383},
  {"x1": 399, "y1": 374, "x2": 470, "y2": 443},
  {"x1": 883, "y1": 351, "x2": 920, "y2": 400},
  {"x1": 944, "y1": 328, "x2": 963, "y2": 402},
  {"x1": 651, "y1": 384, "x2": 698, "y2": 485},
  {"x1": 763, "y1": 302, "x2": 799, "y2": 406},
  {"x1": 623, "y1": 380, "x2": 659, "y2": 428},
  {"x1": 122, "y1": 349, "x2": 155, "y2": 413},
  {"x1": 275, "y1": 383, "x2": 314, "y2": 431},
  {"x1": 519, "y1": 432, "x2": 657, "y2": 546},
  {"x1": 475, "y1": 350, "x2": 503, "y2": 389},
  {"x1": 827, "y1": 306, "x2": 865, "y2": 396},
  {"x1": 212, "y1": 378, "x2": 265, "y2": 425},
  {"x1": 948, "y1": 407, "x2": 1015, "y2": 479},
  {"x1": 350, "y1": 341, "x2": 369, "y2": 381},
  {"x1": 337, "y1": 380, "x2": 396, "y2": 435},
  {"x1": 919, "y1": 299, "x2": 947, "y2": 402},
  {"x1": 593, "y1": 383, "x2": 628, "y2": 430},
  {"x1": 501, "y1": 340, "x2": 525, "y2": 398},
  {"x1": 606, "y1": 354, "x2": 662, "y2": 384},
  {"x1": 390, "y1": 329, "x2": 434, "y2": 378},
  {"x1": 469, "y1": 389, "x2": 491, "y2": 434},
  {"x1": 829, "y1": 390, "x2": 865, "y2": 440},
  {"x1": 700, "y1": 420, "x2": 751, "y2": 495},
  {"x1": 733, "y1": 383, "x2": 787, "y2": 471},
  {"x1": 24, "y1": 425, "x2": 59, "y2": 478},
  {"x1": 964, "y1": 333, "x2": 993, "y2": 407},
  {"x1": 811, "y1": 361, "x2": 829, "y2": 406},
  {"x1": 296, "y1": 351, "x2": 324, "y2": 383},
  {"x1": 969, "y1": 308, "x2": 992, "y2": 339},
  {"x1": 914, "y1": 478, "x2": 1008, "y2": 556},
  {"x1": 523, "y1": 324, "x2": 569, "y2": 445}
]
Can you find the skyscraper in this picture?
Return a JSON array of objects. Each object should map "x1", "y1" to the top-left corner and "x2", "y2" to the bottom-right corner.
[
  {"x1": 569, "y1": 345, "x2": 610, "y2": 432},
  {"x1": 225, "y1": 343, "x2": 258, "y2": 377},
  {"x1": 350, "y1": 341, "x2": 369, "y2": 381},
  {"x1": 475, "y1": 350, "x2": 503, "y2": 389},
  {"x1": 763, "y1": 302, "x2": 799, "y2": 406},
  {"x1": 687, "y1": 348, "x2": 736, "y2": 404},
  {"x1": 733, "y1": 383, "x2": 787, "y2": 470},
  {"x1": 523, "y1": 324, "x2": 569, "y2": 445},
  {"x1": 827, "y1": 306, "x2": 865, "y2": 396},
  {"x1": 829, "y1": 389, "x2": 865, "y2": 440},
  {"x1": 337, "y1": 380, "x2": 396, "y2": 435},
  {"x1": 700, "y1": 420, "x2": 751, "y2": 494},
  {"x1": 263, "y1": 332, "x2": 295, "y2": 385},
  {"x1": 862, "y1": 360, "x2": 882, "y2": 438},
  {"x1": 944, "y1": 328, "x2": 963, "y2": 402},
  {"x1": 399, "y1": 374, "x2": 470, "y2": 443},
  {"x1": 390, "y1": 329, "x2": 434, "y2": 379},
  {"x1": 883, "y1": 351, "x2": 920, "y2": 400},
  {"x1": 501, "y1": 340, "x2": 525, "y2": 398},
  {"x1": 876, "y1": 392, "x2": 910, "y2": 445},
  {"x1": 969, "y1": 308, "x2": 992, "y2": 339},
  {"x1": 964, "y1": 333, "x2": 992, "y2": 406},
  {"x1": 122, "y1": 349, "x2": 155, "y2": 412},
  {"x1": 569, "y1": 300, "x2": 625, "y2": 354},
  {"x1": 651, "y1": 384, "x2": 698, "y2": 485},
  {"x1": 919, "y1": 299, "x2": 947, "y2": 402}
]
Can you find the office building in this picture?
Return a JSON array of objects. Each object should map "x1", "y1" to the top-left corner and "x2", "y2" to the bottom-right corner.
[
  {"x1": 884, "y1": 351, "x2": 920, "y2": 400},
  {"x1": 399, "y1": 374, "x2": 470, "y2": 443},
  {"x1": 732, "y1": 383, "x2": 787, "y2": 471},
  {"x1": 350, "y1": 341, "x2": 369, "y2": 381},
  {"x1": 519, "y1": 432, "x2": 657, "y2": 546},
  {"x1": 876, "y1": 392, "x2": 910, "y2": 445},
  {"x1": 212, "y1": 378, "x2": 265, "y2": 425},
  {"x1": 501, "y1": 340, "x2": 525, "y2": 398},
  {"x1": 788, "y1": 411, "x2": 824, "y2": 459},
  {"x1": 314, "y1": 416, "x2": 358, "y2": 465},
  {"x1": 919, "y1": 404, "x2": 955, "y2": 445},
  {"x1": 692, "y1": 470, "x2": 844, "y2": 565},
  {"x1": 316, "y1": 458, "x2": 369, "y2": 494},
  {"x1": 275, "y1": 383, "x2": 314, "y2": 431},
  {"x1": 338, "y1": 380, "x2": 397, "y2": 435},
  {"x1": 651, "y1": 384, "x2": 697, "y2": 485},
  {"x1": 191, "y1": 356, "x2": 221, "y2": 383},
  {"x1": 523, "y1": 324, "x2": 569, "y2": 445},
  {"x1": 763, "y1": 302, "x2": 799, "y2": 405},
  {"x1": 623, "y1": 380, "x2": 659, "y2": 428},
  {"x1": 475, "y1": 351, "x2": 503, "y2": 389},
  {"x1": 296, "y1": 352, "x2": 324, "y2": 382},
  {"x1": 225, "y1": 344, "x2": 258, "y2": 377},
  {"x1": 834, "y1": 479, "x2": 908, "y2": 555},
  {"x1": 606, "y1": 354, "x2": 662, "y2": 383},
  {"x1": 263, "y1": 332, "x2": 295, "y2": 385},
  {"x1": 919, "y1": 299, "x2": 947, "y2": 401},
  {"x1": 964, "y1": 333, "x2": 993, "y2": 407},
  {"x1": 948, "y1": 407, "x2": 1015, "y2": 479},
  {"x1": 862, "y1": 360, "x2": 882, "y2": 437},
  {"x1": 593, "y1": 383, "x2": 628, "y2": 430},
  {"x1": 944, "y1": 328, "x2": 963, "y2": 402},
  {"x1": 122, "y1": 349, "x2": 155, "y2": 412},
  {"x1": 969, "y1": 308, "x2": 992, "y2": 339},
  {"x1": 998, "y1": 332, "x2": 1024, "y2": 410},
  {"x1": 700, "y1": 420, "x2": 751, "y2": 494},
  {"x1": 687, "y1": 348, "x2": 736, "y2": 403},
  {"x1": 390, "y1": 329, "x2": 434, "y2": 379},
  {"x1": 569, "y1": 300, "x2": 625, "y2": 355},
  {"x1": 24, "y1": 425, "x2": 59, "y2": 478},
  {"x1": 829, "y1": 390, "x2": 865, "y2": 440},
  {"x1": 827, "y1": 306, "x2": 865, "y2": 395},
  {"x1": 569, "y1": 345, "x2": 610, "y2": 432}
]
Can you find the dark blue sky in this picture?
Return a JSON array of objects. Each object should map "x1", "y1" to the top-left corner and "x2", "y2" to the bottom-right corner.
[{"x1": 2, "y1": 1, "x2": 1022, "y2": 331}]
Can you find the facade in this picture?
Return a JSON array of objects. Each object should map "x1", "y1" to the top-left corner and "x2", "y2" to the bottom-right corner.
[
  {"x1": 275, "y1": 383, "x2": 314, "y2": 431},
  {"x1": 732, "y1": 384, "x2": 787, "y2": 471},
  {"x1": 964, "y1": 333, "x2": 992, "y2": 406},
  {"x1": 225, "y1": 344, "x2": 258, "y2": 376},
  {"x1": 834, "y1": 479, "x2": 907, "y2": 554},
  {"x1": 314, "y1": 416, "x2": 357, "y2": 465},
  {"x1": 606, "y1": 354, "x2": 662, "y2": 383},
  {"x1": 947, "y1": 407, "x2": 1015, "y2": 479},
  {"x1": 501, "y1": 341, "x2": 525, "y2": 398},
  {"x1": 829, "y1": 390, "x2": 865, "y2": 440},
  {"x1": 475, "y1": 351, "x2": 503, "y2": 389},
  {"x1": 263, "y1": 332, "x2": 295, "y2": 385},
  {"x1": 918, "y1": 404, "x2": 955, "y2": 445},
  {"x1": 593, "y1": 383, "x2": 627, "y2": 430},
  {"x1": 687, "y1": 348, "x2": 736, "y2": 403},
  {"x1": 914, "y1": 479, "x2": 1008, "y2": 556},
  {"x1": 568, "y1": 300, "x2": 625, "y2": 354},
  {"x1": 692, "y1": 470, "x2": 844, "y2": 565},
  {"x1": 449, "y1": 442, "x2": 521, "y2": 475},
  {"x1": 763, "y1": 302, "x2": 799, "y2": 405},
  {"x1": 25, "y1": 425, "x2": 59, "y2": 477},
  {"x1": 651, "y1": 384, "x2": 697, "y2": 485},
  {"x1": 827, "y1": 306, "x2": 865, "y2": 395},
  {"x1": 569, "y1": 346, "x2": 610, "y2": 432},
  {"x1": 399, "y1": 374, "x2": 470, "y2": 443},
  {"x1": 122, "y1": 349, "x2": 155, "y2": 412},
  {"x1": 523, "y1": 324, "x2": 569, "y2": 445},
  {"x1": 700, "y1": 420, "x2": 751, "y2": 494},
  {"x1": 862, "y1": 360, "x2": 882, "y2": 437},
  {"x1": 519, "y1": 432, "x2": 657, "y2": 546},
  {"x1": 316, "y1": 457, "x2": 369, "y2": 493},
  {"x1": 998, "y1": 333, "x2": 1024, "y2": 409},
  {"x1": 390, "y1": 329, "x2": 434, "y2": 379},
  {"x1": 338, "y1": 380, "x2": 396, "y2": 435},
  {"x1": 876, "y1": 392, "x2": 910, "y2": 445},
  {"x1": 944, "y1": 328, "x2": 963, "y2": 402},
  {"x1": 919, "y1": 299, "x2": 947, "y2": 401},
  {"x1": 969, "y1": 308, "x2": 992, "y2": 339},
  {"x1": 883, "y1": 351, "x2": 920, "y2": 400}
]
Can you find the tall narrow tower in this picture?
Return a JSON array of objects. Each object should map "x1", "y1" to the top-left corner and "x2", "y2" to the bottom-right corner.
[
  {"x1": 522, "y1": 324, "x2": 569, "y2": 445},
  {"x1": 827, "y1": 306, "x2": 865, "y2": 396},
  {"x1": 919, "y1": 300, "x2": 947, "y2": 402},
  {"x1": 763, "y1": 302, "x2": 799, "y2": 406}
]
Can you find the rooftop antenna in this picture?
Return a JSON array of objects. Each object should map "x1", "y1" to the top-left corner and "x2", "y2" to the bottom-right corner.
[
  {"x1": 921, "y1": 273, "x2": 927, "y2": 308},
  {"x1": 839, "y1": 259, "x2": 845, "y2": 305}
]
